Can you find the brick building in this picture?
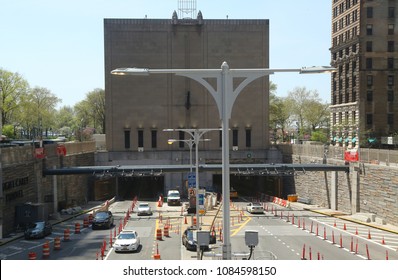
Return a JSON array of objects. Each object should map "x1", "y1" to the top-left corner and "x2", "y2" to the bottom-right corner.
[{"x1": 330, "y1": 0, "x2": 398, "y2": 147}]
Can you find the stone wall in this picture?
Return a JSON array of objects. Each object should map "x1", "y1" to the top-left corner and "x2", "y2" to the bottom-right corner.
[
  {"x1": 1, "y1": 143, "x2": 95, "y2": 236},
  {"x1": 285, "y1": 153, "x2": 398, "y2": 226}
]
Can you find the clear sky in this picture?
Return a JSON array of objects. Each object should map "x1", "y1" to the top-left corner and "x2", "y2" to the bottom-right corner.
[{"x1": 0, "y1": 0, "x2": 332, "y2": 108}]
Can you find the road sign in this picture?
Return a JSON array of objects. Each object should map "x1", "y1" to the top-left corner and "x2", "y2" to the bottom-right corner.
[{"x1": 188, "y1": 172, "x2": 196, "y2": 187}]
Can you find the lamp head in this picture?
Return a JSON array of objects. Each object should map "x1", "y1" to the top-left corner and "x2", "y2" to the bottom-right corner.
[{"x1": 111, "y1": 67, "x2": 150, "y2": 75}]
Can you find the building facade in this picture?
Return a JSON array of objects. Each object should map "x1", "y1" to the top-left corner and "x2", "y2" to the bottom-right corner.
[
  {"x1": 330, "y1": 0, "x2": 398, "y2": 148},
  {"x1": 104, "y1": 13, "x2": 275, "y2": 190}
]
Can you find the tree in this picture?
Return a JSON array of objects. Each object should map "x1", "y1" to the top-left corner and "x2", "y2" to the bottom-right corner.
[
  {"x1": 0, "y1": 69, "x2": 29, "y2": 132},
  {"x1": 74, "y1": 88, "x2": 105, "y2": 135},
  {"x1": 20, "y1": 87, "x2": 61, "y2": 139},
  {"x1": 286, "y1": 87, "x2": 325, "y2": 138},
  {"x1": 269, "y1": 94, "x2": 292, "y2": 142},
  {"x1": 304, "y1": 100, "x2": 330, "y2": 131},
  {"x1": 53, "y1": 106, "x2": 75, "y2": 138}
]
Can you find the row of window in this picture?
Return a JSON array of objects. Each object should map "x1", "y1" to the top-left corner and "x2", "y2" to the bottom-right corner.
[
  {"x1": 366, "y1": 57, "x2": 396, "y2": 69},
  {"x1": 366, "y1": 75, "x2": 395, "y2": 87},
  {"x1": 366, "y1": 24, "x2": 395, "y2": 36},
  {"x1": 366, "y1": 90, "x2": 395, "y2": 102},
  {"x1": 333, "y1": 10, "x2": 358, "y2": 32},
  {"x1": 366, "y1": 6, "x2": 396, "y2": 19},
  {"x1": 123, "y1": 129, "x2": 252, "y2": 149},
  {"x1": 366, "y1": 113, "x2": 395, "y2": 125},
  {"x1": 366, "y1": 41, "x2": 395, "y2": 52},
  {"x1": 332, "y1": 111, "x2": 357, "y2": 126},
  {"x1": 332, "y1": 45, "x2": 357, "y2": 60},
  {"x1": 333, "y1": 0, "x2": 359, "y2": 18}
]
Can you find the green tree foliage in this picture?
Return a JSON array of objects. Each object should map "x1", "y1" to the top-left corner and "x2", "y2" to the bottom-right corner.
[
  {"x1": 20, "y1": 86, "x2": 61, "y2": 139},
  {"x1": 74, "y1": 88, "x2": 105, "y2": 136},
  {"x1": 0, "y1": 68, "x2": 29, "y2": 129},
  {"x1": 286, "y1": 87, "x2": 329, "y2": 139},
  {"x1": 269, "y1": 94, "x2": 291, "y2": 142}
]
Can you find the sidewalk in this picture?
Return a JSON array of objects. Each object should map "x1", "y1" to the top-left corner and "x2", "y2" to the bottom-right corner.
[{"x1": 289, "y1": 201, "x2": 398, "y2": 234}]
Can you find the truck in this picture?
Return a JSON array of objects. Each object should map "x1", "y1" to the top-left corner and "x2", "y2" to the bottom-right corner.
[{"x1": 167, "y1": 190, "x2": 181, "y2": 206}]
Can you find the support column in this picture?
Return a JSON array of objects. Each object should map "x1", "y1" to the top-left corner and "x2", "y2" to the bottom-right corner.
[
  {"x1": 351, "y1": 166, "x2": 360, "y2": 214},
  {"x1": 331, "y1": 171, "x2": 338, "y2": 211}
]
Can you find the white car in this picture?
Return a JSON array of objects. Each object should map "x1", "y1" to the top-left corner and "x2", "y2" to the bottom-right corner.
[
  {"x1": 137, "y1": 203, "x2": 152, "y2": 216},
  {"x1": 246, "y1": 202, "x2": 264, "y2": 214},
  {"x1": 113, "y1": 230, "x2": 140, "y2": 252}
]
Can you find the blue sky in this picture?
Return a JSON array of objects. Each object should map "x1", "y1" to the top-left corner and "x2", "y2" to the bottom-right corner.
[{"x1": 0, "y1": 0, "x2": 332, "y2": 108}]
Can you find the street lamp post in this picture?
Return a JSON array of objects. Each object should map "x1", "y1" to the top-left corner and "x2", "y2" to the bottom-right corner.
[
  {"x1": 165, "y1": 128, "x2": 217, "y2": 260},
  {"x1": 112, "y1": 62, "x2": 335, "y2": 259},
  {"x1": 168, "y1": 138, "x2": 195, "y2": 172}
]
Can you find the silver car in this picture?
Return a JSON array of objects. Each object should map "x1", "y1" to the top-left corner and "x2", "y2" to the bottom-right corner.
[
  {"x1": 137, "y1": 203, "x2": 152, "y2": 216},
  {"x1": 246, "y1": 202, "x2": 264, "y2": 214},
  {"x1": 113, "y1": 230, "x2": 140, "y2": 252}
]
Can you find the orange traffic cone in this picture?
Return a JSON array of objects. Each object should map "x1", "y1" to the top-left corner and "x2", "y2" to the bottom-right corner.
[{"x1": 153, "y1": 243, "x2": 161, "y2": 259}]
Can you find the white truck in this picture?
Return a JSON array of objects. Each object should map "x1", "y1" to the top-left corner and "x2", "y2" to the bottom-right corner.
[{"x1": 167, "y1": 190, "x2": 181, "y2": 206}]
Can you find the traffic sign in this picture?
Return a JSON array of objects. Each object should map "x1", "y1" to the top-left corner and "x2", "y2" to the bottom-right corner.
[{"x1": 188, "y1": 172, "x2": 196, "y2": 187}]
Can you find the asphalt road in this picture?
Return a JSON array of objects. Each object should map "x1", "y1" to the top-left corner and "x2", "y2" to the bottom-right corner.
[{"x1": 1, "y1": 199, "x2": 397, "y2": 260}]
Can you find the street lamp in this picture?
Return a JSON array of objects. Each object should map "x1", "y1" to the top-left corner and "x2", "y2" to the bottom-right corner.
[
  {"x1": 112, "y1": 62, "x2": 335, "y2": 259},
  {"x1": 164, "y1": 128, "x2": 218, "y2": 260},
  {"x1": 167, "y1": 137, "x2": 210, "y2": 172}
]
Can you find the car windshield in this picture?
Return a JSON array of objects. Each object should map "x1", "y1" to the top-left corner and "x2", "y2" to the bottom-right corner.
[
  {"x1": 169, "y1": 193, "x2": 179, "y2": 197},
  {"x1": 29, "y1": 222, "x2": 44, "y2": 229},
  {"x1": 252, "y1": 203, "x2": 262, "y2": 207},
  {"x1": 95, "y1": 212, "x2": 108, "y2": 218},
  {"x1": 139, "y1": 203, "x2": 149, "y2": 208},
  {"x1": 118, "y1": 232, "x2": 136, "y2": 239}
]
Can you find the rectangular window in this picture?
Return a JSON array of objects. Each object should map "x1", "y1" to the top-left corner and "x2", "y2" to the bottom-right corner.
[
  {"x1": 366, "y1": 24, "x2": 373, "y2": 35},
  {"x1": 388, "y1": 24, "x2": 395, "y2": 35},
  {"x1": 367, "y1": 7, "x2": 373, "y2": 18},
  {"x1": 388, "y1": 114, "x2": 394, "y2": 125},
  {"x1": 366, "y1": 114, "x2": 373, "y2": 125},
  {"x1": 388, "y1": 90, "x2": 394, "y2": 102},
  {"x1": 389, "y1": 7, "x2": 395, "y2": 18},
  {"x1": 232, "y1": 129, "x2": 238, "y2": 147},
  {"x1": 245, "y1": 129, "x2": 251, "y2": 148},
  {"x1": 388, "y1": 41, "x2": 395, "y2": 52},
  {"x1": 388, "y1": 75, "x2": 394, "y2": 86},
  {"x1": 388, "y1": 57, "x2": 394, "y2": 69},
  {"x1": 367, "y1": 75, "x2": 373, "y2": 86},
  {"x1": 151, "y1": 130, "x2": 157, "y2": 148},
  {"x1": 124, "y1": 130, "x2": 131, "y2": 149},
  {"x1": 366, "y1": 58, "x2": 373, "y2": 69},
  {"x1": 178, "y1": 131, "x2": 185, "y2": 148},
  {"x1": 138, "y1": 130, "x2": 144, "y2": 148},
  {"x1": 366, "y1": 41, "x2": 372, "y2": 52},
  {"x1": 219, "y1": 130, "x2": 222, "y2": 148},
  {"x1": 367, "y1": 90, "x2": 373, "y2": 102}
]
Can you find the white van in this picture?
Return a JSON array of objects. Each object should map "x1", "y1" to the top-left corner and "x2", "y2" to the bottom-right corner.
[{"x1": 167, "y1": 190, "x2": 181, "y2": 206}]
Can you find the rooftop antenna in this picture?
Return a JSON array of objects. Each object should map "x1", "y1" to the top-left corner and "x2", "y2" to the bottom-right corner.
[{"x1": 178, "y1": 0, "x2": 196, "y2": 19}]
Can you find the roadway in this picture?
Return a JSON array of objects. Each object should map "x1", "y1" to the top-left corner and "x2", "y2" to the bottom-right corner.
[{"x1": 1, "y1": 198, "x2": 397, "y2": 260}]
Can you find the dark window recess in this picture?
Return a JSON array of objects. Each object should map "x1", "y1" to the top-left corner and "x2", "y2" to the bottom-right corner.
[
  {"x1": 151, "y1": 130, "x2": 157, "y2": 148},
  {"x1": 138, "y1": 130, "x2": 144, "y2": 148},
  {"x1": 245, "y1": 129, "x2": 251, "y2": 148},
  {"x1": 232, "y1": 129, "x2": 238, "y2": 147},
  {"x1": 179, "y1": 131, "x2": 185, "y2": 148},
  {"x1": 124, "y1": 130, "x2": 131, "y2": 149}
]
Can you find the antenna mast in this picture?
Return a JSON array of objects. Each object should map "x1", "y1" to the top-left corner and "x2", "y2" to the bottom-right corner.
[{"x1": 178, "y1": 0, "x2": 197, "y2": 19}]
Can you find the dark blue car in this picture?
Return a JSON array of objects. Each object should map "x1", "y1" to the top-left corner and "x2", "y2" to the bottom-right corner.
[{"x1": 24, "y1": 221, "x2": 52, "y2": 239}]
